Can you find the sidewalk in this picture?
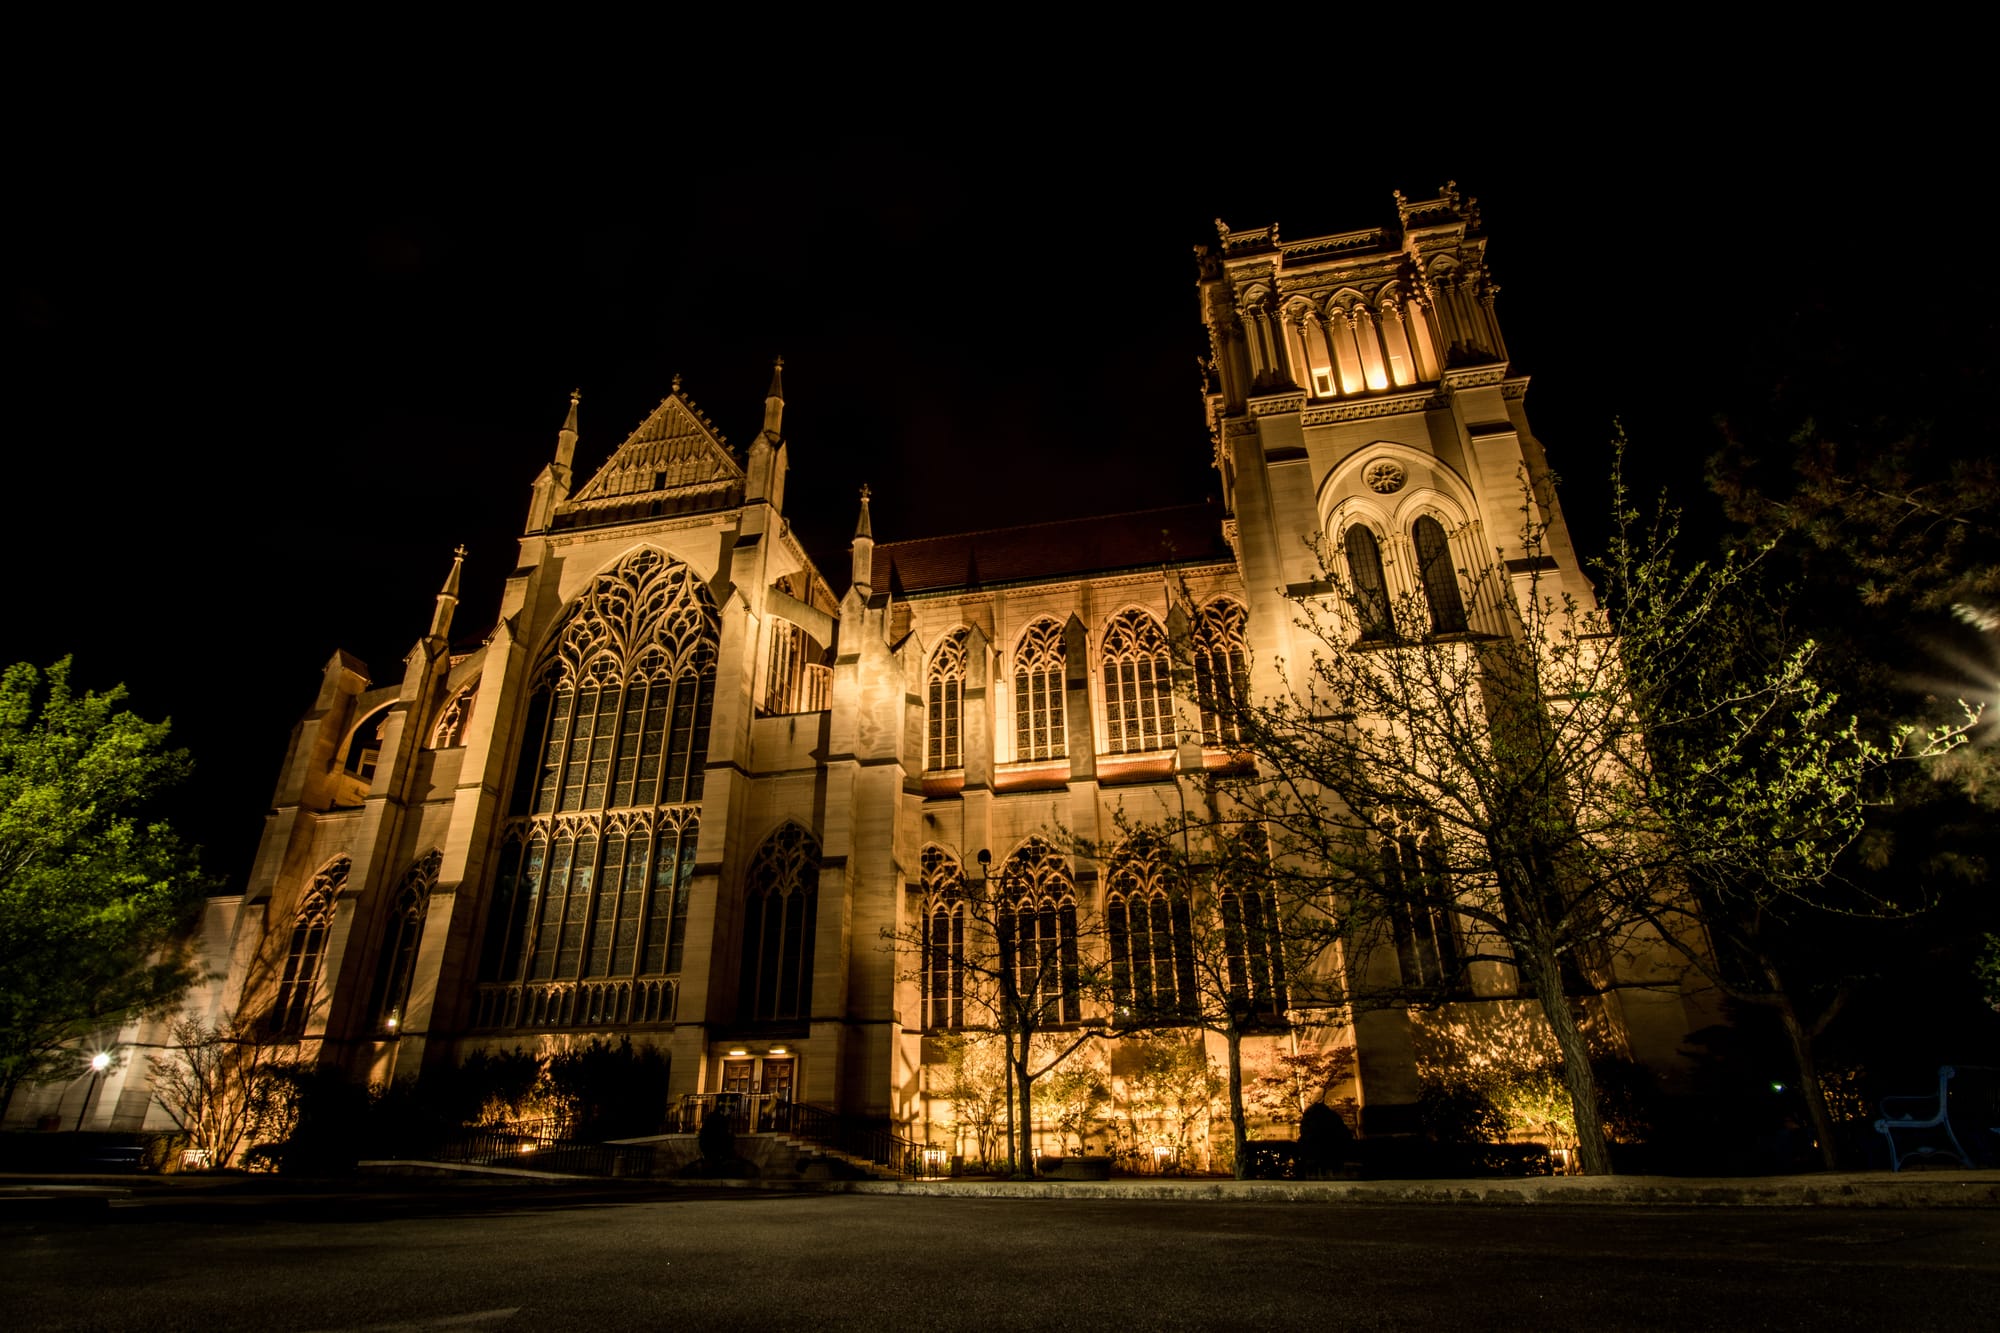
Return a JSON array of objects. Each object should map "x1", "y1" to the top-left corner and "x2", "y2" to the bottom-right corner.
[{"x1": 5, "y1": 1166, "x2": 1997, "y2": 1211}]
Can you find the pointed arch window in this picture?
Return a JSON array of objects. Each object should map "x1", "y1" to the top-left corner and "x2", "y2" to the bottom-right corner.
[
  {"x1": 1102, "y1": 610, "x2": 1173, "y2": 753},
  {"x1": 1412, "y1": 515, "x2": 1469, "y2": 635},
  {"x1": 480, "y1": 549, "x2": 717, "y2": 1019},
  {"x1": 927, "y1": 630, "x2": 969, "y2": 772},
  {"x1": 920, "y1": 846, "x2": 966, "y2": 1030},
  {"x1": 370, "y1": 851, "x2": 440, "y2": 1033},
  {"x1": 739, "y1": 823, "x2": 821, "y2": 1025},
  {"x1": 1107, "y1": 843, "x2": 1196, "y2": 1022},
  {"x1": 274, "y1": 859, "x2": 349, "y2": 1039},
  {"x1": 1220, "y1": 830, "x2": 1286, "y2": 1019},
  {"x1": 429, "y1": 684, "x2": 477, "y2": 749},
  {"x1": 1343, "y1": 525, "x2": 1393, "y2": 639},
  {"x1": 1192, "y1": 600, "x2": 1250, "y2": 747},
  {"x1": 1382, "y1": 823, "x2": 1461, "y2": 991},
  {"x1": 996, "y1": 839, "x2": 1080, "y2": 1024},
  {"x1": 1013, "y1": 619, "x2": 1067, "y2": 762}
]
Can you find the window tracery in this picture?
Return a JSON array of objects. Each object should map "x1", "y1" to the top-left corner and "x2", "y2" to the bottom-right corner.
[
  {"x1": 926, "y1": 630, "x2": 969, "y2": 772},
  {"x1": 429, "y1": 685, "x2": 477, "y2": 749},
  {"x1": 920, "y1": 845, "x2": 966, "y2": 1030},
  {"x1": 1107, "y1": 843, "x2": 1196, "y2": 1022},
  {"x1": 274, "y1": 859, "x2": 348, "y2": 1039},
  {"x1": 1191, "y1": 600, "x2": 1249, "y2": 747},
  {"x1": 369, "y1": 850, "x2": 439, "y2": 1032},
  {"x1": 739, "y1": 823, "x2": 821, "y2": 1025},
  {"x1": 1013, "y1": 619, "x2": 1067, "y2": 762},
  {"x1": 996, "y1": 839, "x2": 1080, "y2": 1024},
  {"x1": 481, "y1": 549, "x2": 717, "y2": 1015},
  {"x1": 1101, "y1": 610, "x2": 1173, "y2": 754}
]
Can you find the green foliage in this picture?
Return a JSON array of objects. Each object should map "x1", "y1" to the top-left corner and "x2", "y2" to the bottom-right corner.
[
  {"x1": 0, "y1": 659, "x2": 209, "y2": 1107},
  {"x1": 1112, "y1": 1035, "x2": 1221, "y2": 1170},
  {"x1": 1034, "y1": 1059, "x2": 1111, "y2": 1156},
  {"x1": 932, "y1": 1031, "x2": 1008, "y2": 1169}
]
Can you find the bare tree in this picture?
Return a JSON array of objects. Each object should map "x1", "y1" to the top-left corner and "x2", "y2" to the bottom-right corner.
[
  {"x1": 148, "y1": 1013, "x2": 299, "y2": 1169},
  {"x1": 1194, "y1": 462, "x2": 1973, "y2": 1174}
]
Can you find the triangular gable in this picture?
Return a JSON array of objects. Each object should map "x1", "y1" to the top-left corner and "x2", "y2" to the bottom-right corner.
[{"x1": 562, "y1": 392, "x2": 745, "y2": 515}]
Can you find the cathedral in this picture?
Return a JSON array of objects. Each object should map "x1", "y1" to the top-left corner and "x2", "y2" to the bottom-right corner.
[{"x1": 27, "y1": 188, "x2": 1717, "y2": 1162}]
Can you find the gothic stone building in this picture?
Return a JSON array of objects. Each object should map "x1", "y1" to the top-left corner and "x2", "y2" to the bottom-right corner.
[{"x1": 31, "y1": 190, "x2": 1717, "y2": 1156}]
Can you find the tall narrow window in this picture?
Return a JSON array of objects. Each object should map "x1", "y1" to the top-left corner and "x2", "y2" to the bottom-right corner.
[
  {"x1": 1383, "y1": 826, "x2": 1461, "y2": 991},
  {"x1": 1343, "y1": 525, "x2": 1393, "y2": 639},
  {"x1": 1101, "y1": 610, "x2": 1173, "y2": 753},
  {"x1": 369, "y1": 851, "x2": 440, "y2": 1033},
  {"x1": 1107, "y1": 844, "x2": 1196, "y2": 1022},
  {"x1": 920, "y1": 846, "x2": 966, "y2": 1030},
  {"x1": 479, "y1": 548, "x2": 720, "y2": 1025},
  {"x1": 927, "y1": 630, "x2": 969, "y2": 771},
  {"x1": 1412, "y1": 515, "x2": 1469, "y2": 635},
  {"x1": 739, "y1": 823, "x2": 820, "y2": 1025},
  {"x1": 1013, "y1": 619, "x2": 1067, "y2": 762},
  {"x1": 996, "y1": 839, "x2": 1080, "y2": 1025},
  {"x1": 1192, "y1": 600, "x2": 1250, "y2": 747},
  {"x1": 274, "y1": 859, "x2": 349, "y2": 1039},
  {"x1": 1220, "y1": 830, "x2": 1286, "y2": 1018}
]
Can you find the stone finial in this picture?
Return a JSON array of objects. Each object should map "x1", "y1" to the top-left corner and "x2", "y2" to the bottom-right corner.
[
  {"x1": 850, "y1": 484, "x2": 875, "y2": 599},
  {"x1": 671, "y1": 373, "x2": 683, "y2": 393},
  {"x1": 854, "y1": 483, "x2": 874, "y2": 540},
  {"x1": 430, "y1": 545, "x2": 466, "y2": 640},
  {"x1": 763, "y1": 356, "x2": 786, "y2": 437}
]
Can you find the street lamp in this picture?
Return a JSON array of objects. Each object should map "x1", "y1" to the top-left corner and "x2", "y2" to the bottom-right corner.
[{"x1": 75, "y1": 1051, "x2": 112, "y2": 1132}]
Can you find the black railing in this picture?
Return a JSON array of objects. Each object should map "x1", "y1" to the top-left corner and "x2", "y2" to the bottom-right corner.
[
  {"x1": 672, "y1": 1094, "x2": 925, "y2": 1176},
  {"x1": 427, "y1": 1118, "x2": 657, "y2": 1179}
]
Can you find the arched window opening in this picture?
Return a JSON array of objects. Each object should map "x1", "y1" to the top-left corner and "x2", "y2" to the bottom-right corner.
[
  {"x1": 1107, "y1": 845, "x2": 1196, "y2": 1023},
  {"x1": 920, "y1": 846, "x2": 966, "y2": 1030},
  {"x1": 1220, "y1": 831, "x2": 1286, "y2": 1019},
  {"x1": 509, "y1": 548, "x2": 720, "y2": 820},
  {"x1": 1343, "y1": 525, "x2": 1393, "y2": 639},
  {"x1": 763, "y1": 619, "x2": 830, "y2": 715},
  {"x1": 996, "y1": 839, "x2": 1080, "y2": 1025},
  {"x1": 927, "y1": 630, "x2": 969, "y2": 771},
  {"x1": 1192, "y1": 600, "x2": 1249, "y2": 747},
  {"x1": 479, "y1": 549, "x2": 718, "y2": 1024},
  {"x1": 274, "y1": 859, "x2": 349, "y2": 1039},
  {"x1": 344, "y1": 709, "x2": 389, "y2": 782},
  {"x1": 739, "y1": 823, "x2": 821, "y2": 1026},
  {"x1": 429, "y1": 684, "x2": 478, "y2": 749},
  {"x1": 1101, "y1": 610, "x2": 1173, "y2": 754},
  {"x1": 1381, "y1": 825, "x2": 1460, "y2": 991},
  {"x1": 1412, "y1": 515, "x2": 1469, "y2": 635},
  {"x1": 369, "y1": 851, "x2": 440, "y2": 1033},
  {"x1": 1013, "y1": 619, "x2": 1067, "y2": 762}
]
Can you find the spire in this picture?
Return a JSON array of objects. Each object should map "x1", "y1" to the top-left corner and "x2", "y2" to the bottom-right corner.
[
  {"x1": 762, "y1": 356, "x2": 785, "y2": 437},
  {"x1": 555, "y1": 389, "x2": 579, "y2": 473},
  {"x1": 428, "y1": 545, "x2": 467, "y2": 641},
  {"x1": 850, "y1": 484, "x2": 874, "y2": 597}
]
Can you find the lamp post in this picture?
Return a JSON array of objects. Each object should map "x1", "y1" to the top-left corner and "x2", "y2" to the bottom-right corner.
[{"x1": 75, "y1": 1051, "x2": 111, "y2": 1132}]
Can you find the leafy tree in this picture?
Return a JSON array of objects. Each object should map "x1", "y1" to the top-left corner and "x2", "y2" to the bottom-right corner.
[
  {"x1": 1246, "y1": 1046, "x2": 1355, "y2": 1130},
  {"x1": 1033, "y1": 1058, "x2": 1110, "y2": 1156},
  {"x1": 1195, "y1": 461, "x2": 1967, "y2": 1174},
  {"x1": 0, "y1": 658, "x2": 208, "y2": 1112},
  {"x1": 931, "y1": 1031, "x2": 1008, "y2": 1170},
  {"x1": 1115, "y1": 1034, "x2": 1224, "y2": 1172}
]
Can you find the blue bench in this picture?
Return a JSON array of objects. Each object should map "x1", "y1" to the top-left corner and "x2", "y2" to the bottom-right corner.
[{"x1": 1875, "y1": 1065, "x2": 1998, "y2": 1171}]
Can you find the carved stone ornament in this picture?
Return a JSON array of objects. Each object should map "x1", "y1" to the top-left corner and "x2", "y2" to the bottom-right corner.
[{"x1": 1363, "y1": 458, "x2": 1407, "y2": 494}]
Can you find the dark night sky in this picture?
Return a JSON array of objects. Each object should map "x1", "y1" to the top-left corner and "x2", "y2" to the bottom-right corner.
[{"x1": 7, "y1": 84, "x2": 1990, "y2": 891}]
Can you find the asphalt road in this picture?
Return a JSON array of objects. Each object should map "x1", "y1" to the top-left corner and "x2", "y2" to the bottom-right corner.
[{"x1": 3, "y1": 1187, "x2": 1995, "y2": 1331}]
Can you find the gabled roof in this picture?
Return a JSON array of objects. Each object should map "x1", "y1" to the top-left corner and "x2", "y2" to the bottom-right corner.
[
  {"x1": 560, "y1": 390, "x2": 745, "y2": 521},
  {"x1": 871, "y1": 502, "x2": 1233, "y2": 596}
]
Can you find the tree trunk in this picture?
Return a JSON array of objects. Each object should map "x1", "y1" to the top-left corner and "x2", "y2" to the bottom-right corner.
[
  {"x1": 1225, "y1": 1025, "x2": 1250, "y2": 1180},
  {"x1": 1015, "y1": 1051, "x2": 1036, "y2": 1179},
  {"x1": 1771, "y1": 989, "x2": 1843, "y2": 1171},
  {"x1": 1527, "y1": 945, "x2": 1612, "y2": 1175}
]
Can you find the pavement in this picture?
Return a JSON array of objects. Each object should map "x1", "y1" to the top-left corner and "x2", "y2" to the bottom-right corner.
[{"x1": 4, "y1": 1163, "x2": 1997, "y2": 1213}]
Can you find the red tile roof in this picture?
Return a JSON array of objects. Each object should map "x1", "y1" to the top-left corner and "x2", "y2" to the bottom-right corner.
[{"x1": 870, "y1": 502, "x2": 1232, "y2": 596}]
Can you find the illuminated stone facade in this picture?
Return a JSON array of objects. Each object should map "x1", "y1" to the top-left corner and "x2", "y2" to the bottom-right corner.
[{"x1": 27, "y1": 190, "x2": 1718, "y2": 1159}]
